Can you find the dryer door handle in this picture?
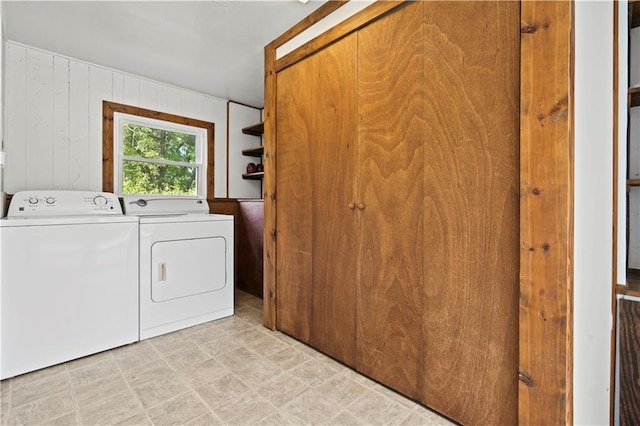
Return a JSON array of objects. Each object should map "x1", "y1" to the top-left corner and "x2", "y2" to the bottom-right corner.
[{"x1": 159, "y1": 262, "x2": 167, "y2": 281}]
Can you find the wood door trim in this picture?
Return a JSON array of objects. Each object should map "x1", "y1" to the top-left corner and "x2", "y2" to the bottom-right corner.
[
  {"x1": 519, "y1": 1, "x2": 574, "y2": 424},
  {"x1": 273, "y1": 1, "x2": 409, "y2": 74}
]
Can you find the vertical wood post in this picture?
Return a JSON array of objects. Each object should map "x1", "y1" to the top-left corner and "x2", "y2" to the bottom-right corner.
[
  {"x1": 519, "y1": 1, "x2": 574, "y2": 424},
  {"x1": 263, "y1": 41, "x2": 277, "y2": 330}
]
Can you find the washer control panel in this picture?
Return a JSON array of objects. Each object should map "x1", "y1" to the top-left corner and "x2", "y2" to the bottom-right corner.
[{"x1": 7, "y1": 191, "x2": 123, "y2": 218}]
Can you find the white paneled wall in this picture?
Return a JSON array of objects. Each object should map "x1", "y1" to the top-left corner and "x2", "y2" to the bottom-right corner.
[{"x1": 3, "y1": 41, "x2": 229, "y2": 197}]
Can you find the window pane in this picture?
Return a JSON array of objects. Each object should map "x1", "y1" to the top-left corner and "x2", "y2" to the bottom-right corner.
[
  {"x1": 122, "y1": 160, "x2": 197, "y2": 196},
  {"x1": 123, "y1": 123, "x2": 196, "y2": 163}
]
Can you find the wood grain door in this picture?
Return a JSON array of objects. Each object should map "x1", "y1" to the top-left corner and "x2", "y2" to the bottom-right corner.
[
  {"x1": 355, "y1": 1, "x2": 426, "y2": 400},
  {"x1": 276, "y1": 34, "x2": 359, "y2": 362},
  {"x1": 420, "y1": 2, "x2": 520, "y2": 424},
  {"x1": 308, "y1": 35, "x2": 359, "y2": 367},
  {"x1": 275, "y1": 54, "x2": 315, "y2": 343}
]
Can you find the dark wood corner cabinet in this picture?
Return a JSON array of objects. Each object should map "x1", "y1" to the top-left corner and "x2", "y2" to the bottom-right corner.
[
  {"x1": 266, "y1": 2, "x2": 519, "y2": 425},
  {"x1": 241, "y1": 123, "x2": 264, "y2": 180}
]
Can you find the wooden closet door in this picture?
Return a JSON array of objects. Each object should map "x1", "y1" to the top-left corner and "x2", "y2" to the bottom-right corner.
[
  {"x1": 309, "y1": 35, "x2": 359, "y2": 366},
  {"x1": 356, "y1": 1, "x2": 425, "y2": 400},
  {"x1": 421, "y1": 2, "x2": 520, "y2": 424},
  {"x1": 275, "y1": 56, "x2": 315, "y2": 343},
  {"x1": 276, "y1": 35, "x2": 359, "y2": 359}
]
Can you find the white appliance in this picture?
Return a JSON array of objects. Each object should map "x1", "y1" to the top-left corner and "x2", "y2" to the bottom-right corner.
[
  {"x1": 0, "y1": 191, "x2": 139, "y2": 379},
  {"x1": 123, "y1": 196, "x2": 234, "y2": 340}
]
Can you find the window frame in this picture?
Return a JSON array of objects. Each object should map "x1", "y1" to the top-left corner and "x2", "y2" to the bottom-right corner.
[{"x1": 103, "y1": 101, "x2": 215, "y2": 200}]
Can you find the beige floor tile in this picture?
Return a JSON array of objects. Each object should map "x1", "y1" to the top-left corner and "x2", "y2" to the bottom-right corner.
[
  {"x1": 148, "y1": 330, "x2": 195, "y2": 355},
  {"x1": 42, "y1": 410, "x2": 82, "y2": 426},
  {"x1": 114, "y1": 411, "x2": 153, "y2": 425},
  {"x1": 183, "y1": 322, "x2": 229, "y2": 345},
  {"x1": 244, "y1": 333, "x2": 291, "y2": 357},
  {"x1": 217, "y1": 346, "x2": 262, "y2": 371},
  {"x1": 314, "y1": 373, "x2": 369, "y2": 408},
  {"x1": 330, "y1": 410, "x2": 368, "y2": 426},
  {"x1": 10, "y1": 371, "x2": 69, "y2": 409},
  {"x1": 146, "y1": 391, "x2": 209, "y2": 426},
  {"x1": 256, "y1": 372, "x2": 310, "y2": 408},
  {"x1": 281, "y1": 389, "x2": 337, "y2": 425},
  {"x1": 63, "y1": 351, "x2": 113, "y2": 371},
  {"x1": 175, "y1": 358, "x2": 229, "y2": 389},
  {"x1": 346, "y1": 389, "x2": 415, "y2": 425},
  {"x1": 195, "y1": 372, "x2": 251, "y2": 409},
  {"x1": 233, "y1": 358, "x2": 283, "y2": 388},
  {"x1": 184, "y1": 411, "x2": 224, "y2": 425},
  {"x1": 72, "y1": 373, "x2": 130, "y2": 407},
  {"x1": 264, "y1": 345, "x2": 312, "y2": 371},
  {"x1": 163, "y1": 345, "x2": 210, "y2": 371},
  {"x1": 210, "y1": 315, "x2": 254, "y2": 335},
  {"x1": 254, "y1": 411, "x2": 302, "y2": 425},
  {"x1": 210, "y1": 390, "x2": 274, "y2": 425},
  {"x1": 233, "y1": 327, "x2": 271, "y2": 346},
  {"x1": 111, "y1": 341, "x2": 161, "y2": 371},
  {"x1": 67, "y1": 357, "x2": 120, "y2": 387},
  {"x1": 289, "y1": 358, "x2": 339, "y2": 387},
  {"x1": 7, "y1": 364, "x2": 66, "y2": 389},
  {"x1": 198, "y1": 334, "x2": 245, "y2": 357},
  {"x1": 127, "y1": 368, "x2": 190, "y2": 409},
  {"x1": 234, "y1": 306, "x2": 263, "y2": 324},
  {"x1": 77, "y1": 389, "x2": 145, "y2": 425},
  {"x1": 1, "y1": 384, "x2": 11, "y2": 425},
  {"x1": 400, "y1": 408, "x2": 454, "y2": 426},
  {"x1": 8, "y1": 390, "x2": 75, "y2": 426}
]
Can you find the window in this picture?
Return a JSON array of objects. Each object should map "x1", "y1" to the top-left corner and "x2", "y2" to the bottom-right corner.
[{"x1": 103, "y1": 102, "x2": 215, "y2": 199}]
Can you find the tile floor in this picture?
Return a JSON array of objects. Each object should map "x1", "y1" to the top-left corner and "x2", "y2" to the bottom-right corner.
[{"x1": 0, "y1": 290, "x2": 454, "y2": 425}]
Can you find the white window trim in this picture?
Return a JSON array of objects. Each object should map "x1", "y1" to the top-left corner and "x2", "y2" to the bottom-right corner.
[{"x1": 113, "y1": 112, "x2": 208, "y2": 197}]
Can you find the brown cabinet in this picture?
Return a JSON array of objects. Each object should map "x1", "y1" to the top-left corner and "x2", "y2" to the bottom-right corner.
[
  {"x1": 271, "y1": 2, "x2": 519, "y2": 424},
  {"x1": 619, "y1": 298, "x2": 640, "y2": 424}
]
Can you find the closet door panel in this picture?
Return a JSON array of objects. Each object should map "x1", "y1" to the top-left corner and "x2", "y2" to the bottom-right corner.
[
  {"x1": 309, "y1": 35, "x2": 359, "y2": 366},
  {"x1": 355, "y1": 1, "x2": 425, "y2": 400},
  {"x1": 420, "y1": 2, "x2": 520, "y2": 424},
  {"x1": 275, "y1": 62, "x2": 314, "y2": 343}
]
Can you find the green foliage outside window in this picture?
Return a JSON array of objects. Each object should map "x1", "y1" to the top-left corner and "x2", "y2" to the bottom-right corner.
[{"x1": 122, "y1": 124, "x2": 199, "y2": 195}]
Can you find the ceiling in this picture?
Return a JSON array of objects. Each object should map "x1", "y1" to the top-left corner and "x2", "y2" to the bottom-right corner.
[{"x1": 1, "y1": 0, "x2": 326, "y2": 108}]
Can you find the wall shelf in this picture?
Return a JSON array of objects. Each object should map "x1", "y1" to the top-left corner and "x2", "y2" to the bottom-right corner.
[
  {"x1": 242, "y1": 172, "x2": 264, "y2": 180},
  {"x1": 242, "y1": 122, "x2": 264, "y2": 136},
  {"x1": 242, "y1": 146, "x2": 264, "y2": 157},
  {"x1": 630, "y1": 86, "x2": 640, "y2": 107}
]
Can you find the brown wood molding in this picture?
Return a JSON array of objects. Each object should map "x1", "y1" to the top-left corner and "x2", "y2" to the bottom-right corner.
[
  {"x1": 519, "y1": 2, "x2": 574, "y2": 424},
  {"x1": 102, "y1": 101, "x2": 215, "y2": 201},
  {"x1": 269, "y1": 1, "x2": 347, "y2": 51},
  {"x1": 274, "y1": 1, "x2": 408, "y2": 73},
  {"x1": 263, "y1": 35, "x2": 278, "y2": 330}
]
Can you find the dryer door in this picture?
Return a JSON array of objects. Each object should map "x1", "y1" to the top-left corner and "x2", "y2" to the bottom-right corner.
[{"x1": 151, "y1": 237, "x2": 227, "y2": 302}]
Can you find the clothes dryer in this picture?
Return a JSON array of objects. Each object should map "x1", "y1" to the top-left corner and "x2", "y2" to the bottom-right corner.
[{"x1": 123, "y1": 196, "x2": 234, "y2": 339}]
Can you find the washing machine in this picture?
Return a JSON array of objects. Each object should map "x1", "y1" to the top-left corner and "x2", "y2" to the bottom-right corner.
[
  {"x1": 123, "y1": 196, "x2": 234, "y2": 340},
  {"x1": 0, "y1": 191, "x2": 139, "y2": 379}
]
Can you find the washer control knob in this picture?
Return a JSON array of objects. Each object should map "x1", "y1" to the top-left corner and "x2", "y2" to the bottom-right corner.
[
  {"x1": 28, "y1": 197, "x2": 39, "y2": 205},
  {"x1": 93, "y1": 195, "x2": 108, "y2": 206},
  {"x1": 45, "y1": 197, "x2": 56, "y2": 205}
]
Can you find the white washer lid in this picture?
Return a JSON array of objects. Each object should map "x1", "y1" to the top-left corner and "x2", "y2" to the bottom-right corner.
[{"x1": 122, "y1": 195, "x2": 210, "y2": 216}]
